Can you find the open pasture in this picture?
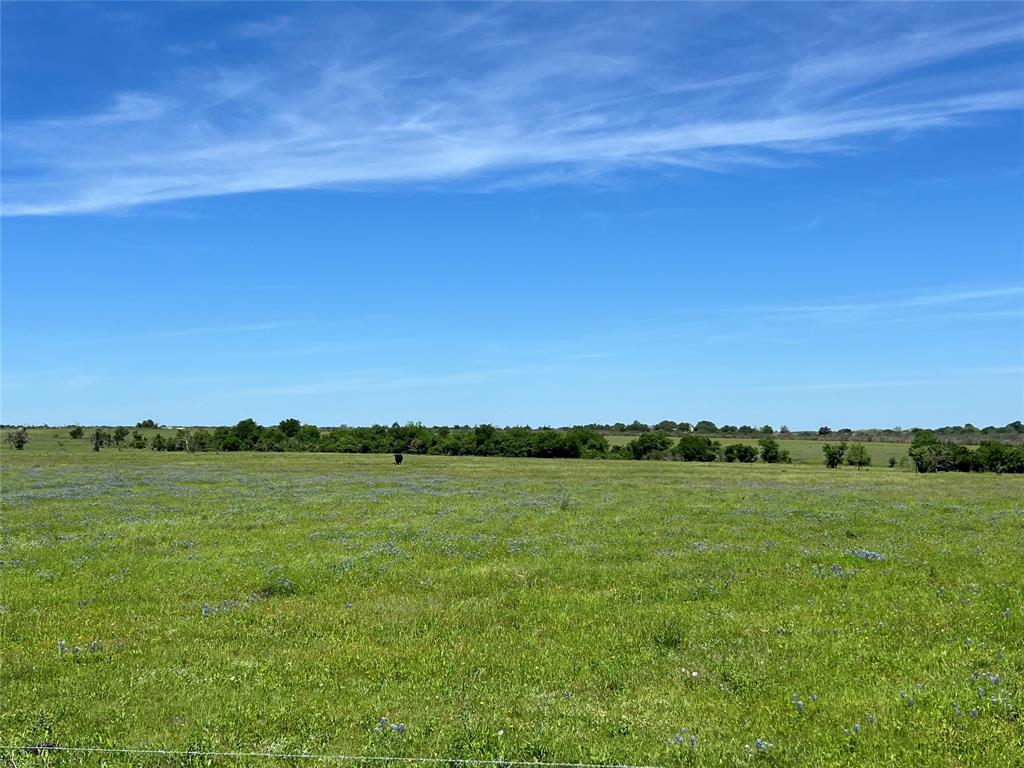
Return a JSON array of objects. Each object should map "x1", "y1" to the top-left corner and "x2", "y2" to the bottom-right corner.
[{"x1": 1, "y1": 440, "x2": 1021, "y2": 766}]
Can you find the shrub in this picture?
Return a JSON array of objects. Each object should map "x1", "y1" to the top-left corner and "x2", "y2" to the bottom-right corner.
[
  {"x1": 69, "y1": 426, "x2": 84, "y2": 439},
  {"x1": 823, "y1": 442, "x2": 846, "y2": 468},
  {"x1": 846, "y1": 443, "x2": 871, "y2": 468},
  {"x1": 907, "y1": 432, "x2": 971, "y2": 473},
  {"x1": 6, "y1": 427, "x2": 29, "y2": 450},
  {"x1": 758, "y1": 437, "x2": 791, "y2": 464},
  {"x1": 723, "y1": 443, "x2": 758, "y2": 463},
  {"x1": 625, "y1": 430, "x2": 672, "y2": 460},
  {"x1": 672, "y1": 434, "x2": 720, "y2": 462}
]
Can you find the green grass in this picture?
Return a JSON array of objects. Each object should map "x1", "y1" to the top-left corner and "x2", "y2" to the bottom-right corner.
[
  {"x1": 603, "y1": 435, "x2": 911, "y2": 466},
  {"x1": 2, "y1": 431, "x2": 1022, "y2": 766}
]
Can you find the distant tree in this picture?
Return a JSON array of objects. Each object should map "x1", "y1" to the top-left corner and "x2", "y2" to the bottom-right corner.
[
  {"x1": 150, "y1": 434, "x2": 167, "y2": 451},
  {"x1": 719, "y1": 424, "x2": 738, "y2": 435},
  {"x1": 737, "y1": 425, "x2": 757, "y2": 436},
  {"x1": 278, "y1": 418, "x2": 302, "y2": 438},
  {"x1": 655, "y1": 420, "x2": 679, "y2": 432},
  {"x1": 818, "y1": 426, "x2": 832, "y2": 436},
  {"x1": 6, "y1": 427, "x2": 29, "y2": 450},
  {"x1": 907, "y1": 432, "x2": 972, "y2": 473},
  {"x1": 822, "y1": 441, "x2": 846, "y2": 468},
  {"x1": 846, "y1": 442, "x2": 871, "y2": 469},
  {"x1": 678, "y1": 422, "x2": 693, "y2": 432},
  {"x1": 90, "y1": 429, "x2": 110, "y2": 452},
  {"x1": 888, "y1": 457, "x2": 897, "y2": 468},
  {"x1": 112, "y1": 426, "x2": 129, "y2": 447},
  {"x1": 694, "y1": 420, "x2": 717, "y2": 433},
  {"x1": 760, "y1": 424, "x2": 774, "y2": 434},
  {"x1": 627, "y1": 420, "x2": 650, "y2": 432},
  {"x1": 758, "y1": 437, "x2": 791, "y2": 464},
  {"x1": 298, "y1": 423, "x2": 321, "y2": 448},
  {"x1": 723, "y1": 443, "x2": 758, "y2": 463},
  {"x1": 779, "y1": 425, "x2": 791, "y2": 434},
  {"x1": 672, "y1": 434, "x2": 720, "y2": 462},
  {"x1": 130, "y1": 430, "x2": 147, "y2": 449},
  {"x1": 69, "y1": 425, "x2": 85, "y2": 439},
  {"x1": 625, "y1": 431, "x2": 672, "y2": 459},
  {"x1": 136, "y1": 419, "x2": 158, "y2": 429}
]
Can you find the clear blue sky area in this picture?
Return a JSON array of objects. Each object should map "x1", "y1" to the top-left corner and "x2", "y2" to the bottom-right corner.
[{"x1": 2, "y1": 2, "x2": 1022, "y2": 429}]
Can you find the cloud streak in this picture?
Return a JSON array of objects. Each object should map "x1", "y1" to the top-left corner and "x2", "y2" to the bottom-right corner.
[{"x1": 3, "y1": 4, "x2": 1023, "y2": 215}]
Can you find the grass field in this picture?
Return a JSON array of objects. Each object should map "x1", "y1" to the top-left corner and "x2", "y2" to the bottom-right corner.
[{"x1": 2, "y1": 432, "x2": 1022, "y2": 766}]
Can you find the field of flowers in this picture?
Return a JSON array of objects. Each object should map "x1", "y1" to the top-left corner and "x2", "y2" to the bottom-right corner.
[{"x1": 2, "y1": 436, "x2": 1021, "y2": 766}]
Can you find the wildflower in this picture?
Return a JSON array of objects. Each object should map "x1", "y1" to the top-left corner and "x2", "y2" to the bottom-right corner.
[
  {"x1": 811, "y1": 693, "x2": 819, "y2": 702},
  {"x1": 1003, "y1": 608, "x2": 1010, "y2": 618},
  {"x1": 867, "y1": 714, "x2": 876, "y2": 725},
  {"x1": 969, "y1": 708, "x2": 979, "y2": 718},
  {"x1": 853, "y1": 723, "x2": 861, "y2": 734},
  {"x1": 755, "y1": 738, "x2": 773, "y2": 752},
  {"x1": 58, "y1": 640, "x2": 66, "y2": 655}
]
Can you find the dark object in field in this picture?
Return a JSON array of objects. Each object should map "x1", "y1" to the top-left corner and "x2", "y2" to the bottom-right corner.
[
  {"x1": 25, "y1": 743, "x2": 58, "y2": 755},
  {"x1": 394, "y1": 453, "x2": 404, "y2": 465}
]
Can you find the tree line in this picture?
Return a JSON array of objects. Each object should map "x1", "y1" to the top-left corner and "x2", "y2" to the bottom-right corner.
[{"x1": 6, "y1": 419, "x2": 1020, "y2": 473}]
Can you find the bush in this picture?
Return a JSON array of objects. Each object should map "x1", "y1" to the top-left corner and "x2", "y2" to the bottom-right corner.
[
  {"x1": 723, "y1": 443, "x2": 758, "y2": 463},
  {"x1": 758, "y1": 437, "x2": 791, "y2": 464},
  {"x1": 625, "y1": 430, "x2": 673, "y2": 460},
  {"x1": 907, "y1": 432, "x2": 971, "y2": 473},
  {"x1": 69, "y1": 426, "x2": 84, "y2": 439},
  {"x1": 846, "y1": 443, "x2": 871, "y2": 468},
  {"x1": 672, "y1": 434, "x2": 720, "y2": 462},
  {"x1": 823, "y1": 442, "x2": 846, "y2": 468},
  {"x1": 6, "y1": 427, "x2": 29, "y2": 450}
]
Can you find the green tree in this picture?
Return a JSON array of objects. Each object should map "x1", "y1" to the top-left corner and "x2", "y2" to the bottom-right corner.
[
  {"x1": 672, "y1": 434, "x2": 719, "y2": 462},
  {"x1": 90, "y1": 429, "x2": 110, "y2": 452},
  {"x1": 758, "y1": 437, "x2": 791, "y2": 464},
  {"x1": 818, "y1": 426, "x2": 832, "y2": 436},
  {"x1": 6, "y1": 427, "x2": 29, "y2": 450},
  {"x1": 69, "y1": 425, "x2": 85, "y2": 439},
  {"x1": 130, "y1": 430, "x2": 147, "y2": 449},
  {"x1": 112, "y1": 426, "x2": 129, "y2": 447},
  {"x1": 626, "y1": 431, "x2": 672, "y2": 459},
  {"x1": 822, "y1": 441, "x2": 846, "y2": 468},
  {"x1": 723, "y1": 443, "x2": 758, "y2": 463},
  {"x1": 278, "y1": 418, "x2": 302, "y2": 438},
  {"x1": 136, "y1": 419, "x2": 158, "y2": 429},
  {"x1": 846, "y1": 442, "x2": 871, "y2": 468}
]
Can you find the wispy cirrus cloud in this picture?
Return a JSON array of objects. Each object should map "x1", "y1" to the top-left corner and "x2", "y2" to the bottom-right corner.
[{"x1": 3, "y1": 4, "x2": 1022, "y2": 215}]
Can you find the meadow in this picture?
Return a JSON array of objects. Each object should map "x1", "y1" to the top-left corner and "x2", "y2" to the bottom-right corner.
[{"x1": 1, "y1": 433, "x2": 1021, "y2": 767}]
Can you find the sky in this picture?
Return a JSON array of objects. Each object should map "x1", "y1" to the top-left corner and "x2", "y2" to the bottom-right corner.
[{"x1": 1, "y1": 1, "x2": 1022, "y2": 430}]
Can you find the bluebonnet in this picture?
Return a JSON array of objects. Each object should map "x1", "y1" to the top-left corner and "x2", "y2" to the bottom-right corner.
[
  {"x1": 666, "y1": 727, "x2": 696, "y2": 747},
  {"x1": 851, "y1": 548, "x2": 888, "y2": 561},
  {"x1": 755, "y1": 738, "x2": 773, "y2": 752}
]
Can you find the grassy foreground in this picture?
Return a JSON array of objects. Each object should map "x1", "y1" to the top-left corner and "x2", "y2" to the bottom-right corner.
[{"x1": 1, "y1": 438, "x2": 1021, "y2": 766}]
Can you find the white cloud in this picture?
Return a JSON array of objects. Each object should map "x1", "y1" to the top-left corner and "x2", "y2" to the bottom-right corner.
[{"x1": 3, "y1": 5, "x2": 1022, "y2": 215}]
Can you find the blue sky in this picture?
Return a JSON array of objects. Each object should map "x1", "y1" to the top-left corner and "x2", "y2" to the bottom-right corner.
[{"x1": 2, "y1": 1, "x2": 1022, "y2": 429}]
